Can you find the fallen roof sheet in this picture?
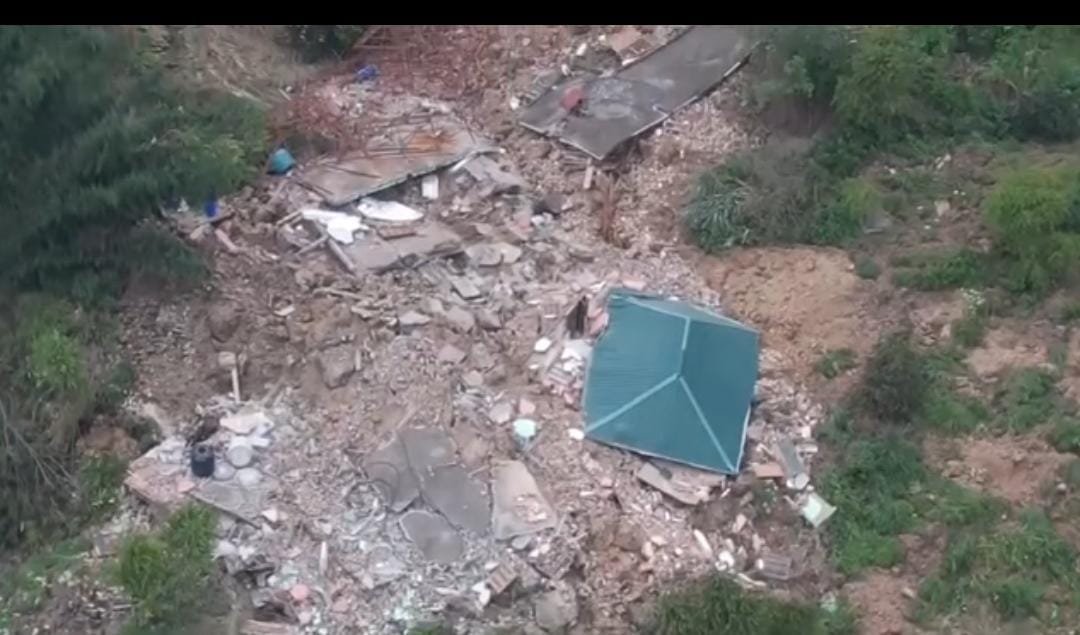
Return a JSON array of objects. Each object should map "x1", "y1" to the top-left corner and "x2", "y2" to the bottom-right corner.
[
  {"x1": 299, "y1": 118, "x2": 488, "y2": 206},
  {"x1": 519, "y1": 26, "x2": 752, "y2": 160}
]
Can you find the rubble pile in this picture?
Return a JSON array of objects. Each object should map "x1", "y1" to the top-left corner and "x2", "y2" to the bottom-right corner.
[{"x1": 119, "y1": 26, "x2": 840, "y2": 634}]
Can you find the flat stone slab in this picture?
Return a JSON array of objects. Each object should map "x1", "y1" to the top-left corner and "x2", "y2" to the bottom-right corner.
[
  {"x1": 400, "y1": 427, "x2": 457, "y2": 474},
  {"x1": 191, "y1": 480, "x2": 269, "y2": 524},
  {"x1": 491, "y1": 460, "x2": 557, "y2": 540},
  {"x1": 400, "y1": 510, "x2": 465, "y2": 564},
  {"x1": 419, "y1": 464, "x2": 490, "y2": 534},
  {"x1": 363, "y1": 438, "x2": 420, "y2": 512}
]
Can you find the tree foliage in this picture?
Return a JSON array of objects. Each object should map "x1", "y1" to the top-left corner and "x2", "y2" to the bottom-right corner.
[{"x1": 0, "y1": 26, "x2": 266, "y2": 293}]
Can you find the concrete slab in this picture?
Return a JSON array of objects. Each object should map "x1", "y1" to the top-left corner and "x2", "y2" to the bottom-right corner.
[
  {"x1": 400, "y1": 510, "x2": 465, "y2": 564},
  {"x1": 491, "y1": 460, "x2": 557, "y2": 540},
  {"x1": 400, "y1": 427, "x2": 458, "y2": 473},
  {"x1": 418, "y1": 464, "x2": 490, "y2": 534},
  {"x1": 299, "y1": 118, "x2": 487, "y2": 206},
  {"x1": 363, "y1": 438, "x2": 419, "y2": 512},
  {"x1": 191, "y1": 480, "x2": 269, "y2": 524},
  {"x1": 343, "y1": 221, "x2": 461, "y2": 272},
  {"x1": 519, "y1": 26, "x2": 751, "y2": 159}
]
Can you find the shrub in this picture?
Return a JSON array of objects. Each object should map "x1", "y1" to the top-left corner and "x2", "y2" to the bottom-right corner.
[
  {"x1": 752, "y1": 26, "x2": 853, "y2": 110},
  {"x1": 995, "y1": 368, "x2": 1059, "y2": 432},
  {"x1": 924, "y1": 388, "x2": 989, "y2": 435},
  {"x1": 985, "y1": 167, "x2": 1080, "y2": 294},
  {"x1": 859, "y1": 333, "x2": 930, "y2": 424},
  {"x1": 891, "y1": 249, "x2": 988, "y2": 291},
  {"x1": 285, "y1": 25, "x2": 366, "y2": 62},
  {"x1": 115, "y1": 504, "x2": 216, "y2": 627},
  {"x1": 1048, "y1": 418, "x2": 1080, "y2": 453},
  {"x1": 813, "y1": 178, "x2": 880, "y2": 245},
  {"x1": 854, "y1": 256, "x2": 881, "y2": 280},
  {"x1": 816, "y1": 348, "x2": 857, "y2": 379}
]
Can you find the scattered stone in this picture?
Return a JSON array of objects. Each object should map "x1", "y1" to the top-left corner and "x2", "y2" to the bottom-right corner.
[
  {"x1": 534, "y1": 584, "x2": 578, "y2": 632},
  {"x1": 438, "y1": 344, "x2": 468, "y2": 364},
  {"x1": 519, "y1": 397, "x2": 537, "y2": 416},
  {"x1": 221, "y1": 411, "x2": 273, "y2": 435},
  {"x1": 450, "y1": 276, "x2": 483, "y2": 300},
  {"x1": 613, "y1": 520, "x2": 647, "y2": 553},
  {"x1": 400, "y1": 510, "x2": 465, "y2": 564},
  {"x1": 534, "y1": 337, "x2": 553, "y2": 353},
  {"x1": 445, "y1": 306, "x2": 476, "y2": 333},
  {"x1": 399, "y1": 310, "x2": 431, "y2": 328},
  {"x1": 227, "y1": 438, "x2": 254, "y2": 468},
  {"x1": 492, "y1": 460, "x2": 557, "y2": 540},
  {"x1": 214, "y1": 461, "x2": 236, "y2": 481},
  {"x1": 476, "y1": 308, "x2": 502, "y2": 331},
  {"x1": 466, "y1": 244, "x2": 504, "y2": 267},
  {"x1": 511, "y1": 535, "x2": 533, "y2": 551},
  {"x1": 316, "y1": 346, "x2": 356, "y2": 389},
  {"x1": 494, "y1": 242, "x2": 524, "y2": 264},
  {"x1": 489, "y1": 401, "x2": 514, "y2": 424},
  {"x1": 463, "y1": 370, "x2": 485, "y2": 388},
  {"x1": 236, "y1": 468, "x2": 263, "y2": 487},
  {"x1": 208, "y1": 304, "x2": 241, "y2": 341}
]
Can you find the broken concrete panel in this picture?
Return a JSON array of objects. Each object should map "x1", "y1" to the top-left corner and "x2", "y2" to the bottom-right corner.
[
  {"x1": 491, "y1": 460, "x2": 557, "y2": 540},
  {"x1": 363, "y1": 437, "x2": 419, "y2": 512},
  {"x1": 191, "y1": 480, "x2": 269, "y2": 524},
  {"x1": 343, "y1": 221, "x2": 462, "y2": 272},
  {"x1": 519, "y1": 26, "x2": 751, "y2": 159},
  {"x1": 636, "y1": 462, "x2": 705, "y2": 506},
  {"x1": 418, "y1": 464, "x2": 491, "y2": 534},
  {"x1": 124, "y1": 452, "x2": 188, "y2": 517},
  {"x1": 400, "y1": 510, "x2": 465, "y2": 564},
  {"x1": 462, "y1": 155, "x2": 527, "y2": 194},
  {"x1": 299, "y1": 119, "x2": 487, "y2": 206},
  {"x1": 400, "y1": 427, "x2": 458, "y2": 474}
]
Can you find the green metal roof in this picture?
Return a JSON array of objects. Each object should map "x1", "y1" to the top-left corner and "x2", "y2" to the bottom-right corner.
[{"x1": 582, "y1": 290, "x2": 759, "y2": 474}]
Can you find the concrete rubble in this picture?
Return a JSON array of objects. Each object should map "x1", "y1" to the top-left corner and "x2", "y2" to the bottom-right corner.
[{"x1": 121, "y1": 26, "x2": 842, "y2": 635}]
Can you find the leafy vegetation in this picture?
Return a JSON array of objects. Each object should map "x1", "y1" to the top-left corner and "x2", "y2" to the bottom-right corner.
[
  {"x1": 285, "y1": 25, "x2": 366, "y2": 62},
  {"x1": 917, "y1": 509, "x2": 1079, "y2": 622},
  {"x1": 853, "y1": 255, "x2": 881, "y2": 280},
  {"x1": 891, "y1": 249, "x2": 988, "y2": 291},
  {"x1": 0, "y1": 537, "x2": 89, "y2": 626},
  {"x1": 650, "y1": 576, "x2": 857, "y2": 635},
  {"x1": 115, "y1": 504, "x2": 216, "y2": 628},
  {"x1": 858, "y1": 333, "x2": 930, "y2": 425},
  {"x1": 994, "y1": 367, "x2": 1061, "y2": 433},
  {"x1": 816, "y1": 348, "x2": 857, "y2": 379}
]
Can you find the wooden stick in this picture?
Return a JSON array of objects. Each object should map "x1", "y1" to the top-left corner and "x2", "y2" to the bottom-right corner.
[{"x1": 326, "y1": 237, "x2": 358, "y2": 275}]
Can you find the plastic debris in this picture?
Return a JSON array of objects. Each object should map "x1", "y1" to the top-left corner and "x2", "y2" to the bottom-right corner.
[
  {"x1": 801, "y1": 492, "x2": 836, "y2": 528},
  {"x1": 775, "y1": 437, "x2": 810, "y2": 490},
  {"x1": 355, "y1": 64, "x2": 378, "y2": 83},
  {"x1": 357, "y1": 198, "x2": 423, "y2": 223},
  {"x1": 268, "y1": 148, "x2": 296, "y2": 175},
  {"x1": 300, "y1": 208, "x2": 366, "y2": 244}
]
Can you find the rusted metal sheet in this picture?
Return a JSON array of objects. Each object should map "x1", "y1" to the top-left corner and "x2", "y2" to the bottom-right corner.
[
  {"x1": 299, "y1": 118, "x2": 488, "y2": 206},
  {"x1": 519, "y1": 26, "x2": 752, "y2": 160}
]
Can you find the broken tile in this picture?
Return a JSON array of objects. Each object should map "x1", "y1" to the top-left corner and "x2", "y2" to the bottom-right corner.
[
  {"x1": 491, "y1": 460, "x2": 557, "y2": 540},
  {"x1": 400, "y1": 510, "x2": 465, "y2": 564},
  {"x1": 418, "y1": 464, "x2": 490, "y2": 534},
  {"x1": 450, "y1": 276, "x2": 482, "y2": 300}
]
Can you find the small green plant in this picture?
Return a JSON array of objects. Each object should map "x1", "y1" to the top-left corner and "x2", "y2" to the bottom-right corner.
[
  {"x1": 115, "y1": 504, "x2": 216, "y2": 628},
  {"x1": 79, "y1": 455, "x2": 127, "y2": 523},
  {"x1": 651, "y1": 576, "x2": 855, "y2": 635},
  {"x1": 854, "y1": 255, "x2": 881, "y2": 279},
  {"x1": 892, "y1": 249, "x2": 988, "y2": 291},
  {"x1": 995, "y1": 368, "x2": 1060, "y2": 432},
  {"x1": 26, "y1": 327, "x2": 86, "y2": 395},
  {"x1": 813, "y1": 177, "x2": 881, "y2": 244},
  {"x1": 923, "y1": 388, "x2": 989, "y2": 435},
  {"x1": 1048, "y1": 417, "x2": 1080, "y2": 453},
  {"x1": 859, "y1": 333, "x2": 930, "y2": 424},
  {"x1": 816, "y1": 348, "x2": 858, "y2": 379},
  {"x1": 821, "y1": 438, "x2": 925, "y2": 573}
]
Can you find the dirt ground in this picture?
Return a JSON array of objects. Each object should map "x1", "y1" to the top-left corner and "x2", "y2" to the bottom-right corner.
[{"x1": 15, "y1": 25, "x2": 1080, "y2": 635}]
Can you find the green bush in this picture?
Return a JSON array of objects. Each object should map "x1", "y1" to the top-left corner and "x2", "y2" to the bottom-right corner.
[
  {"x1": 985, "y1": 167, "x2": 1080, "y2": 294},
  {"x1": 0, "y1": 26, "x2": 266, "y2": 297},
  {"x1": 859, "y1": 333, "x2": 930, "y2": 424},
  {"x1": 995, "y1": 368, "x2": 1059, "y2": 432},
  {"x1": 891, "y1": 249, "x2": 988, "y2": 291},
  {"x1": 951, "y1": 307, "x2": 988, "y2": 349},
  {"x1": 1048, "y1": 418, "x2": 1080, "y2": 453},
  {"x1": 751, "y1": 26, "x2": 853, "y2": 110},
  {"x1": 924, "y1": 388, "x2": 989, "y2": 435},
  {"x1": 115, "y1": 504, "x2": 216, "y2": 628},
  {"x1": 821, "y1": 438, "x2": 925, "y2": 574},
  {"x1": 286, "y1": 25, "x2": 366, "y2": 62},
  {"x1": 854, "y1": 255, "x2": 882, "y2": 280}
]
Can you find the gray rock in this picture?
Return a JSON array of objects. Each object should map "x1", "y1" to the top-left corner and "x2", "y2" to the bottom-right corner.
[
  {"x1": 208, "y1": 304, "x2": 241, "y2": 341},
  {"x1": 226, "y1": 439, "x2": 254, "y2": 468},
  {"x1": 463, "y1": 370, "x2": 484, "y2": 388},
  {"x1": 317, "y1": 346, "x2": 356, "y2": 389},
  {"x1": 213, "y1": 461, "x2": 236, "y2": 481},
  {"x1": 450, "y1": 276, "x2": 483, "y2": 300},
  {"x1": 236, "y1": 468, "x2": 262, "y2": 487},
  {"x1": 488, "y1": 402, "x2": 514, "y2": 425},
  {"x1": 534, "y1": 584, "x2": 578, "y2": 632},
  {"x1": 445, "y1": 306, "x2": 476, "y2": 333},
  {"x1": 466, "y1": 244, "x2": 503, "y2": 268},
  {"x1": 476, "y1": 308, "x2": 502, "y2": 331},
  {"x1": 495, "y1": 242, "x2": 524, "y2": 264},
  {"x1": 399, "y1": 310, "x2": 431, "y2": 328},
  {"x1": 437, "y1": 344, "x2": 468, "y2": 365},
  {"x1": 400, "y1": 510, "x2": 465, "y2": 564}
]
